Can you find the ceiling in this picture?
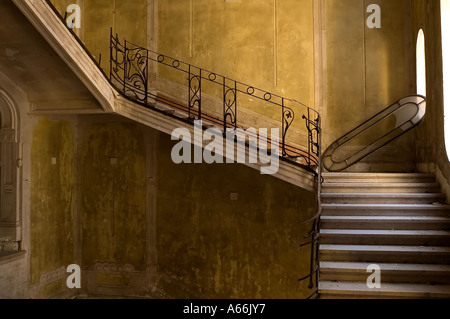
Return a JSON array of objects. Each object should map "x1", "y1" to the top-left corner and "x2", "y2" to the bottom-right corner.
[{"x1": 0, "y1": 0, "x2": 101, "y2": 112}]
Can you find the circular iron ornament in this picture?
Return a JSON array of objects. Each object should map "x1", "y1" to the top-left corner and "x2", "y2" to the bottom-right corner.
[
  {"x1": 172, "y1": 60, "x2": 180, "y2": 68},
  {"x1": 157, "y1": 55, "x2": 165, "y2": 63},
  {"x1": 247, "y1": 86, "x2": 255, "y2": 95},
  {"x1": 264, "y1": 92, "x2": 272, "y2": 101},
  {"x1": 208, "y1": 73, "x2": 217, "y2": 81}
]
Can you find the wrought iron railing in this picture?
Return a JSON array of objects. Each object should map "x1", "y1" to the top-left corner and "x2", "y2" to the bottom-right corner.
[
  {"x1": 298, "y1": 197, "x2": 322, "y2": 299},
  {"x1": 109, "y1": 31, "x2": 320, "y2": 169},
  {"x1": 42, "y1": 0, "x2": 323, "y2": 299},
  {"x1": 323, "y1": 95, "x2": 426, "y2": 172},
  {"x1": 109, "y1": 31, "x2": 323, "y2": 299}
]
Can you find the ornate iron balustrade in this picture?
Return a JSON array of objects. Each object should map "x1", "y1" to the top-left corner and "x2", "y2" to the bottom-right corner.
[
  {"x1": 110, "y1": 31, "x2": 321, "y2": 169},
  {"x1": 109, "y1": 31, "x2": 322, "y2": 298}
]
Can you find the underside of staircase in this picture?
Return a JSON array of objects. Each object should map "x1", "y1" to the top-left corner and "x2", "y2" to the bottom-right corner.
[{"x1": 319, "y1": 172, "x2": 450, "y2": 299}]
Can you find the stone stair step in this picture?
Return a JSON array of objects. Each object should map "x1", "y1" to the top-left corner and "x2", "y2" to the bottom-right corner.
[
  {"x1": 320, "y1": 229, "x2": 450, "y2": 246},
  {"x1": 319, "y1": 244, "x2": 450, "y2": 264},
  {"x1": 318, "y1": 281, "x2": 450, "y2": 299},
  {"x1": 319, "y1": 262, "x2": 450, "y2": 284},
  {"x1": 320, "y1": 215, "x2": 450, "y2": 230},
  {"x1": 321, "y1": 203, "x2": 450, "y2": 217},
  {"x1": 321, "y1": 193, "x2": 446, "y2": 205},
  {"x1": 319, "y1": 172, "x2": 450, "y2": 298},
  {"x1": 322, "y1": 182, "x2": 441, "y2": 194},
  {"x1": 322, "y1": 173, "x2": 436, "y2": 184}
]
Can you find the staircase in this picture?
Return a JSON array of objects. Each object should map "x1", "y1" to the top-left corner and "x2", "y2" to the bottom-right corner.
[{"x1": 318, "y1": 172, "x2": 450, "y2": 299}]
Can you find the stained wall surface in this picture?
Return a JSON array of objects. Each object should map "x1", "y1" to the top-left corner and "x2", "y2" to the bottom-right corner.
[
  {"x1": 7, "y1": 0, "x2": 449, "y2": 300},
  {"x1": 30, "y1": 117, "x2": 76, "y2": 297},
  {"x1": 79, "y1": 120, "x2": 147, "y2": 271},
  {"x1": 157, "y1": 134, "x2": 317, "y2": 298},
  {"x1": 323, "y1": 0, "x2": 416, "y2": 171},
  {"x1": 23, "y1": 111, "x2": 317, "y2": 298},
  {"x1": 76, "y1": 116, "x2": 317, "y2": 298}
]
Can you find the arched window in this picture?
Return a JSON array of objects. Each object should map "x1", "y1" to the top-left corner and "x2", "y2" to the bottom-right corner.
[
  {"x1": 442, "y1": 0, "x2": 450, "y2": 160},
  {"x1": 416, "y1": 29, "x2": 426, "y2": 97}
]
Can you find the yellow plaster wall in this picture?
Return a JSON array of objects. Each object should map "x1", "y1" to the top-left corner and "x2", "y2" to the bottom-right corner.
[
  {"x1": 156, "y1": 134, "x2": 317, "y2": 299},
  {"x1": 74, "y1": 116, "x2": 318, "y2": 298},
  {"x1": 40, "y1": 1, "x2": 326, "y2": 297},
  {"x1": 48, "y1": 0, "x2": 73, "y2": 15},
  {"x1": 30, "y1": 117, "x2": 75, "y2": 285},
  {"x1": 325, "y1": 0, "x2": 411, "y2": 137},
  {"x1": 49, "y1": 0, "x2": 315, "y2": 149},
  {"x1": 324, "y1": 0, "x2": 416, "y2": 170},
  {"x1": 157, "y1": 0, "x2": 315, "y2": 122},
  {"x1": 83, "y1": 0, "x2": 147, "y2": 73},
  {"x1": 48, "y1": 0, "x2": 147, "y2": 73},
  {"x1": 79, "y1": 120, "x2": 147, "y2": 271}
]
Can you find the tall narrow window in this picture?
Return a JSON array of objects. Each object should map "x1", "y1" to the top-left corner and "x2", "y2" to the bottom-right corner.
[
  {"x1": 416, "y1": 29, "x2": 426, "y2": 96},
  {"x1": 442, "y1": 0, "x2": 450, "y2": 160}
]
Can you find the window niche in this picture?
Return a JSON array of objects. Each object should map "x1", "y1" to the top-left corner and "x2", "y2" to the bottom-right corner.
[
  {"x1": 416, "y1": 29, "x2": 426, "y2": 97},
  {"x1": 0, "y1": 90, "x2": 21, "y2": 253}
]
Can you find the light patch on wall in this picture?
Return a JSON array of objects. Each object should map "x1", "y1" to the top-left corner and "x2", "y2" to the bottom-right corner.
[
  {"x1": 416, "y1": 29, "x2": 426, "y2": 97},
  {"x1": 110, "y1": 157, "x2": 118, "y2": 165},
  {"x1": 442, "y1": 0, "x2": 450, "y2": 161}
]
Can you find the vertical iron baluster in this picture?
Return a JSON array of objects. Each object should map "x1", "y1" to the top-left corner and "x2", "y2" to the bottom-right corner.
[
  {"x1": 223, "y1": 77, "x2": 226, "y2": 133},
  {"x1": 234, "y1": 80, "x2": 237, "y2": 130},
  {"x1": 282, "y1": 98, "x2": 286, "y2": 157},
  {"x1": 308, "y1": 221, "x2": 315, "y2": 290},
  {"x1": 308, "y1": 110, "x2": 312, "y2": 166},
  {"x1": 188, "y1": 66, "x2": 201, "y2": 120},
  {"x1": 198, "y1": 69, "x2": 202, "y2": 120},
  {"x1": 115, "y1": 34, "x2": 119, "y2": 82},
  {"x1": 123, "y1": 39, "x2": 127, "y2": 94},
  {"x1": 223, "y1": 79, "x2": 237, "y2": 132},
  {"x1": 188, "y1": 65, "x2": 191, "y2": 120},
  {"x1": 109, "y1": 28, "x2": 112, "y2": 82},
  {"x1": 315, "y1": 219, "x2": 320, "y2": 295},
  {"x1": 144, "y1": 48, "x2": 148, "y2": 106}
]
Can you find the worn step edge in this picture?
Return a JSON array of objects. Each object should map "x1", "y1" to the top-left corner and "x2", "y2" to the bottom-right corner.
[
  {"x1": 320, "y1": 244, "x2": 450, "y2": 252},
  {"x1": 319, "y1": 262, "x2": 450, "y2": 284},
  {"x1": 318, "y1": 281, "x2": 450, "y2": 298},
  {"x1": 320, "y1": 216, "x2": 450, "y2": 230},
  {"x1": 321, "y1": 229, "x2": 450, "y2": 236},
  {"x1": 322, "y1": 182, "x2": 440, "y2": 188},
  {"x1": 321, "y1": 203, "x2": 450, "y2": 212},
  {"x1": 321, "y1": 204, "x2": 450, "y2": 217},
  {"x1": 320, "y1": 261, "x2": 450, "y2": 273},
  {"x1": 322, "y1": 193, "x2": 446, "y2": 199},
  {"x1": 322, "y1": 173, "x2": 436, "y2": 179},
  {"x1": 321, "y1": 216, "x2": 450, "y2": 221}
]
